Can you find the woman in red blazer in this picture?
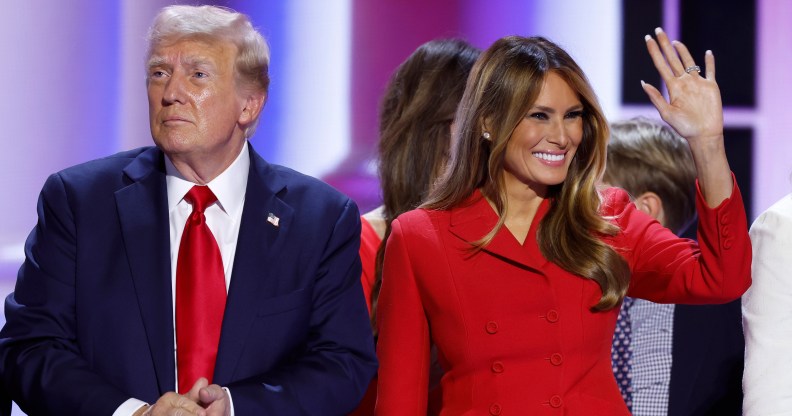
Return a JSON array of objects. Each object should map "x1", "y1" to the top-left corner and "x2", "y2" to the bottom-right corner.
[
  {"x1": 375, "y1": 31, "x2": 751, "y2": 415},
  {"x1": 352, "y1": 39, "x2": 481, "y2": 416}
]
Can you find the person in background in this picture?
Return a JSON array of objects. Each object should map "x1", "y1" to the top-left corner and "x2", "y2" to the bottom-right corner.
[
  {"x1": 742, "y1": 193, "x2": 792, "y2": 415},
  {"x1": 353, "y1": 38, "x2": 480, "y2": 416},
  {"x1": 360, "y1": 38, "x2": 481, "y2": 321},
  {"x1": 604, "y1": 117, "x2": 743, "y2": 415},
  {"x1": 374, "y1": 30, "x2": 751, "y2": 415},
  {"x1": 0, "y1": 5, "x2": 376, "y2": 416}
]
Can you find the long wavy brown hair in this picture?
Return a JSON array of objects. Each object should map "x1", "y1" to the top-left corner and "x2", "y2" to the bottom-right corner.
[
  {"x1": 369, "y1": 39, "x2": 481, "y2": 332},
  {"x1": 423, "y1": 36, "x2": 630, "y2": 310}
]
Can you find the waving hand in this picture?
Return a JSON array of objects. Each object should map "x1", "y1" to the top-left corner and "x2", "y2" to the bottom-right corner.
[{"x1": 643, "y1": 27, "x2": 732, "y2": 207}]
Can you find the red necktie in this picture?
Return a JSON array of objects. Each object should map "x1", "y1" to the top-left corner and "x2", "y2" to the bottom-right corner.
[{"x1": 176, "y1": 185, "x2": 227, "y2": 393}]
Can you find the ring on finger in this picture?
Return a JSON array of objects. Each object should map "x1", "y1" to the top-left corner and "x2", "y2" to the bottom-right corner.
[{"x1": 684, "y1": 65, "x2": 701, "y2": 74}]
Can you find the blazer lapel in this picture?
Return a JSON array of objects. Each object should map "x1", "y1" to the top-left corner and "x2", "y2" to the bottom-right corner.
[
  {"x1": 213, "y1": 148, "x2": 294, "y2": 385},
  {"x1": 448, "y1": 190, "x2": 550, "y2": 273},
  {"x1": 115, "y1": 147, "x2": 175, "y2": 394}
]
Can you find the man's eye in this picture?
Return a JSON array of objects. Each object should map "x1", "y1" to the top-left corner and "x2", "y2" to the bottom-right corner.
[
  {"x1": 194, "y1": 71, "x2": 208, "y2": 78},
  {"x1": 150, "y1": 70, "x2": 166, "y2": 78}
]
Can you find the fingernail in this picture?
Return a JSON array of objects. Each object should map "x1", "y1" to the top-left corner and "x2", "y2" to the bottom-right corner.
[
  {"x1": 640, "y1": 80, "x2": 646, "y2": 86},
  {"x1": 645, "y1": 34, "x2": 651, "y2": 41},
  {"x1": 655, "y1": 27, "x2": 664, "y2": 34},
  {"x1": 706, "y1": 49, "x2": 713, "y2": 55}
]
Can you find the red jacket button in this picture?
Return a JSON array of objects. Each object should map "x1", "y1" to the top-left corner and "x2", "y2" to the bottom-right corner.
[
  {"x1": 550, "y1": 353, "x2": 563, "y2": 366},
  {"x1": 491, "y1": 361, "x2": 504, "y2": 373},
  {"x1": 485, "y1": 321, "x2": 499, "y2": 334},
  {"x1": 546, "y1": 309, "x2": 559, "y2": 322},
  {"x1": 489, "y1": 403, "x2": 502, "y2": 415},
  {"x1": 549, "y1": 395, "x2": 563, "y2": 408}
]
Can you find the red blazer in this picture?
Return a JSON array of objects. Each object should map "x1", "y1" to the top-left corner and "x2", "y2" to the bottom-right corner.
[
  {"x1": 359, "y1": 216, "x2": 382, "y2": 315},
  {"x1": 375, "y1": 183, "x2": 750, "y2": 416},
  {"x1": 349, "y1": 217, "x2": 383, "y2": 416}
]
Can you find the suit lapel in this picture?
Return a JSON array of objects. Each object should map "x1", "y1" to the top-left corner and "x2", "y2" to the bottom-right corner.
[
  {"x1": 448, "y1": 190, "x2": 550, "y2": 273},
  {"x1": 115, "y1": 147, "x2": 175, "y2": 394},
  {"x1": 213, "y1": 147, "x2": 294, "y2": 385}
]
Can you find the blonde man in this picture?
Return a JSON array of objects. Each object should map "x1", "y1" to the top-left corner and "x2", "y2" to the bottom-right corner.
[
  {"x1": 0, "y1": 6, "x2": 376, "y2": 415},
  {"x1": 604, "y1": 117, "x2": 743, "y2": 416}
]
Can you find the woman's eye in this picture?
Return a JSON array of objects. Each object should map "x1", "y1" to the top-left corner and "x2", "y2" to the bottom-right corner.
[
  {"x1": 529, "y1": 112, "x2": 548, "y2": 120},
  {"x1": 565, "y1": 110, "x2": 584, "y2": 119}
]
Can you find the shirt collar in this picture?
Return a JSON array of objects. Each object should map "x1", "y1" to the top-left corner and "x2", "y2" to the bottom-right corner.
[{"x1": 165, "y1": 141, "x2": 250, "y2": 218}]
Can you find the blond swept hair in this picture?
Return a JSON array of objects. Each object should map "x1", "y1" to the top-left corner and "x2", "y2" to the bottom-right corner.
[
  {"x1": 146, "y1": 5, "x2": 270, "y2": 138},
  {"x1": 604, "y1": 117, "x2": 697, "y2": 235}
]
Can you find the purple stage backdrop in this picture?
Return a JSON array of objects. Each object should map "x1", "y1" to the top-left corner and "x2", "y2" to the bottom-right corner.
[{"x1": 2, "y1": 1, "x2": 792, "y2": 413}]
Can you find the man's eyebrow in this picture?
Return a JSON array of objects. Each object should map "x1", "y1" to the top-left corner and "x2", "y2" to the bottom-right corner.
[
  {"x1": 146, "y1": 55, "x2": 216, "y2": 70},
  {"x1": 146, "y1": 56, "x2": 167, "y2": 69},
  {"x1": 182, "y1": 56, "x2": 216, "y2": 68}
]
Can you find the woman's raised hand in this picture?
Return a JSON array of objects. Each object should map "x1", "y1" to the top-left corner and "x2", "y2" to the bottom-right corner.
[
  {"x1": 642, "y1": 27, "x2": 723, "y2": 144},
  {"x1": 643, "y1": 27, "x2": 732, "y2": 206}
]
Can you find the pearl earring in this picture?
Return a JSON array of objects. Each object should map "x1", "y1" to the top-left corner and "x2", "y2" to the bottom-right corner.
[{"x1": 482, "y1": 131, "x2": 491, "y2": 140}]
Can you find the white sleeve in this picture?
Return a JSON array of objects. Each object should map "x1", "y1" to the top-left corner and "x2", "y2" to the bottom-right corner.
[
  {"x1": 112, "y1": 398, "x2": 148, "y2": 416},
  {"x1": 108, "y1": 389, "x2": 233, "y2": 416},
  {"x1": 224, "y1": 387, "x2": 235, "y2": 416},
  {"x1": 743, "y1": 196, "x2": 792, "y2": 415}
]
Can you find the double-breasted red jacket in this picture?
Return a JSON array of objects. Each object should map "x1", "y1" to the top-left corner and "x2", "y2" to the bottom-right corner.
[{"x1": 375, "y1": 182, "x2": 750, "y2": 415}]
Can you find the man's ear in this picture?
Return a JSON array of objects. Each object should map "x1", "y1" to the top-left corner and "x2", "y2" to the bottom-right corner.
[
  {"x1": 239, "y1": 93, "x2": 266, "y2": 126},
  {"x1": 634, "y1": 191, "x2": 666, "y2": 226}
]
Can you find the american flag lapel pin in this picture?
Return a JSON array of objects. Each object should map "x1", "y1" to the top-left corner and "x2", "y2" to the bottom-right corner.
[{"x1": 267, "y1": 212, "x2": 280, "y2": 227}]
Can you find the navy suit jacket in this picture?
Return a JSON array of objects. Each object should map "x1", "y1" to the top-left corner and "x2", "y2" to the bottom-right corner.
[
  {"x1": 0, "y1": 145, "x2": 377, "y2": 415},
  {"x1": 668, "y1": 300, "x2": 744, "y2": 415},
  {"x1": 0, "y1": 388, "x2": 9, "y2": 416}
]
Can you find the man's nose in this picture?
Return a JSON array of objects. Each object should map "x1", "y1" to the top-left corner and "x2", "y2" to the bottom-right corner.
[{"x1": 162, "y1": 74, "x2": 187, "y2": 104}]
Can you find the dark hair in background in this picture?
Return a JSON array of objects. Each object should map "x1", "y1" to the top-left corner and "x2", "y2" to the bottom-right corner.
[{"x1": 370, "y1": 39, "x2": 481, "y2": 332}]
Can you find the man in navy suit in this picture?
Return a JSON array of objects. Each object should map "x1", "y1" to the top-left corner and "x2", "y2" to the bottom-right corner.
[
  {"x1": 0, "y1": 5, "x2": 376, "y2": 415},
  {"x1": 0, "y1": 388, "x2": 9, "y2": 416},
  {"x1": 605, "y1": 118, "x2": 743, "y2": 415}
]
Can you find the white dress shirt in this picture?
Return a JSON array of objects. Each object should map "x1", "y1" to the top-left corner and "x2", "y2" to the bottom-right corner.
[
  {"x1": 743, "y1": 193, "x2": 792, "y2": 415},
  {"x1": 114, "y1": 142, "x2": 249, "y2": 416}
]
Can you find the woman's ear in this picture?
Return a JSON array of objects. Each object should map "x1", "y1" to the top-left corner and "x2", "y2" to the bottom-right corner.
[
  {"x1": 633, "y1": 191, "x2": 666, "y2": 227},
  {"x1": 481, "y1": 118, "x2": 493, "y2": 141}
]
